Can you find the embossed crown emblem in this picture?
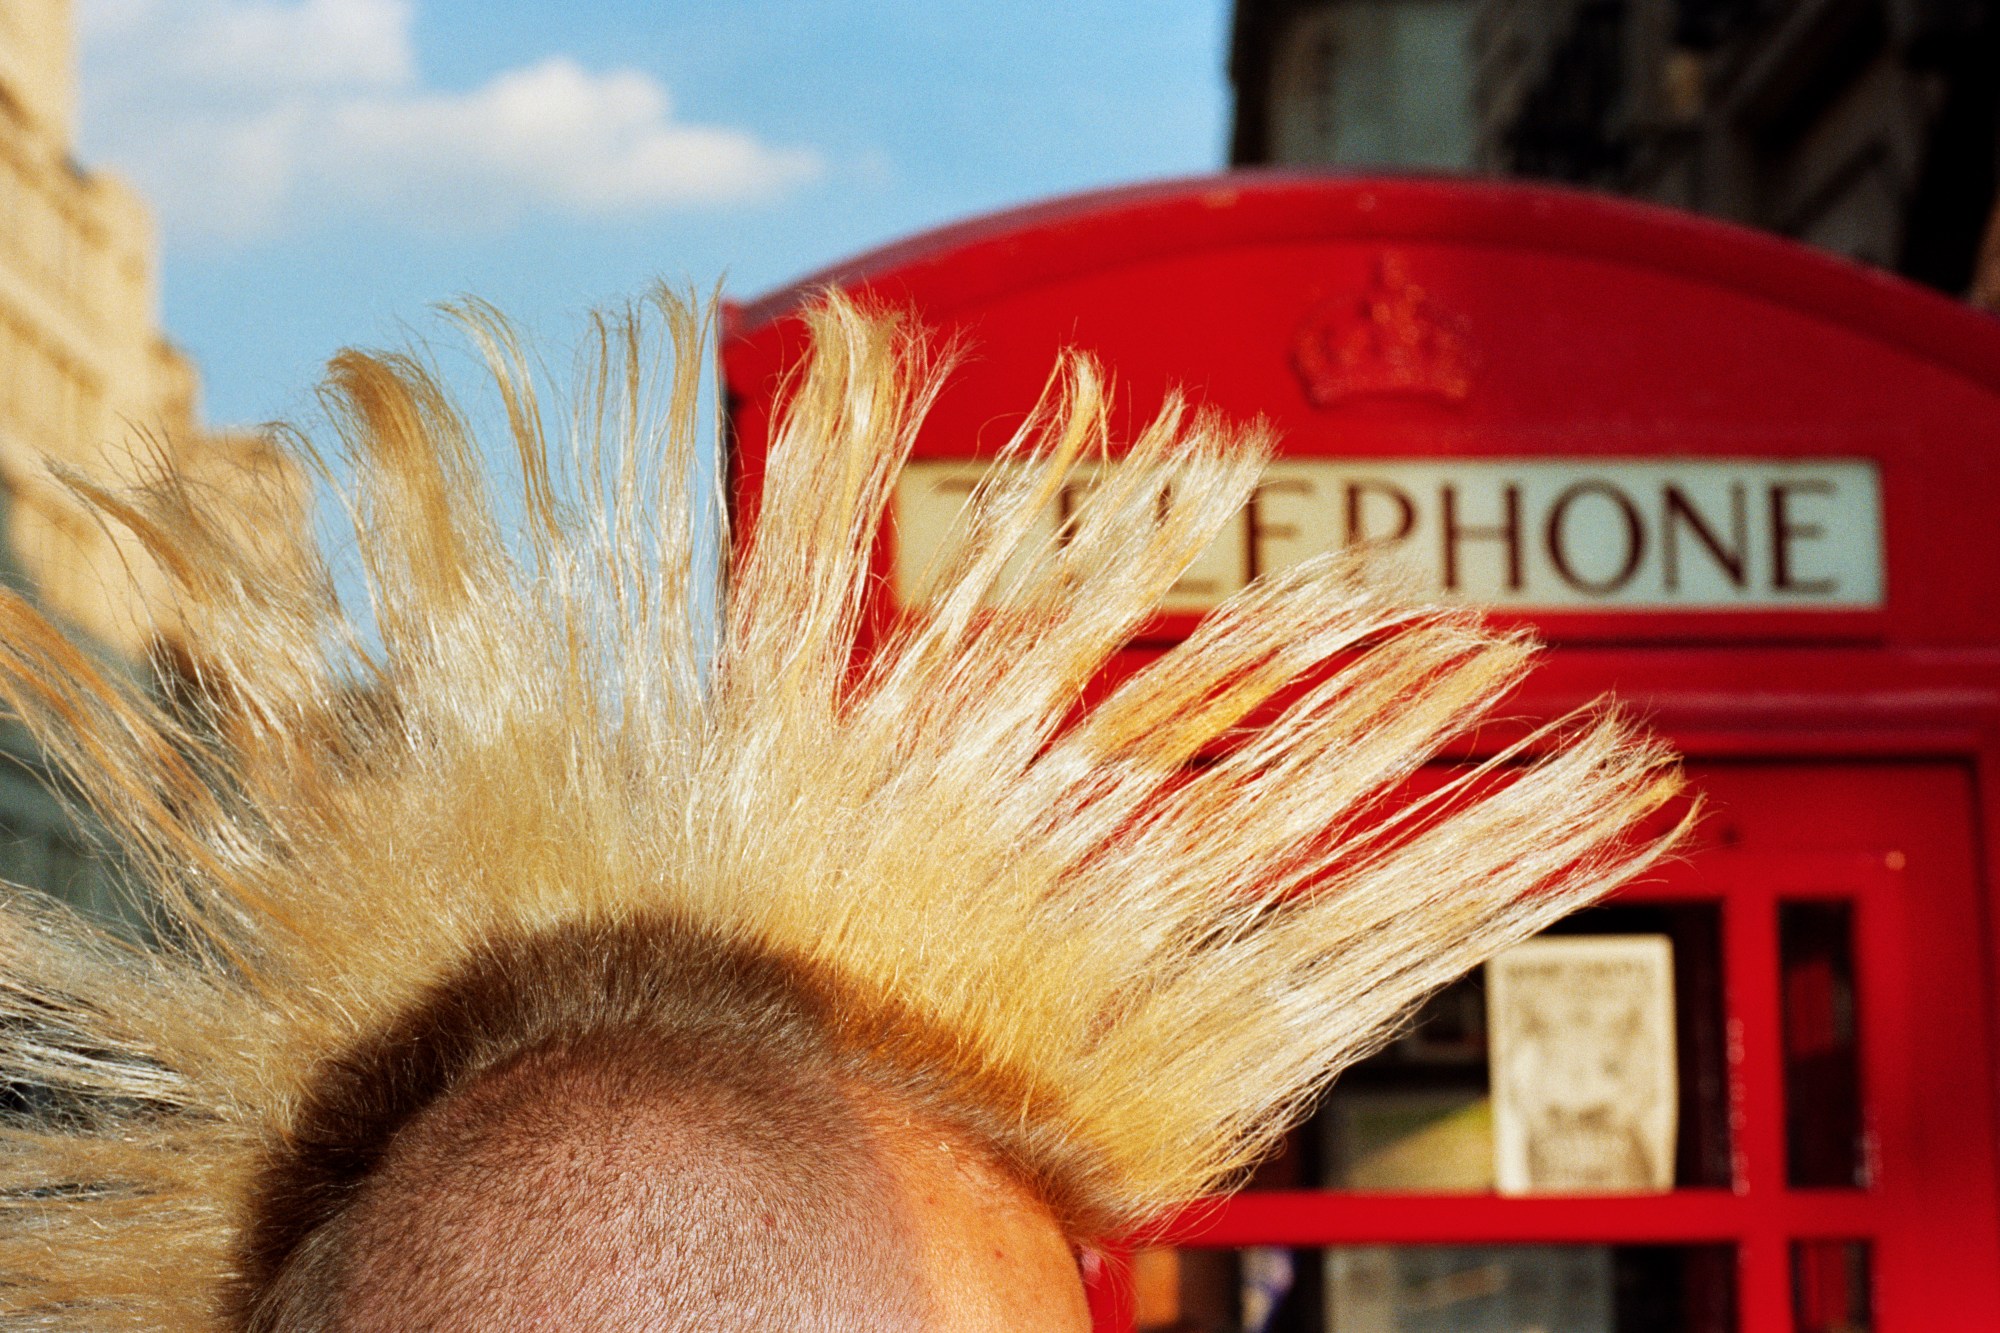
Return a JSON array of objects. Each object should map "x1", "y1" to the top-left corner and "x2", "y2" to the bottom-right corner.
[{"x1": 1292, "y1": 253, "x2": 1480, "y2": 408}]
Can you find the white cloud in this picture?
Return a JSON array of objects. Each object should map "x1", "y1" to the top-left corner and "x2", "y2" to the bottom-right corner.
[
  {"x1": 78, "y1": 0, "x2": 822, "y2": 242},
  {"x1": 326, "y1": 58, "x2": 818, "y2": 224}
]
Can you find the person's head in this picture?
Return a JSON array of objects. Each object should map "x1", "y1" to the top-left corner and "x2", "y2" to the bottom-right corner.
[
  {"x1": 245, "y1": 922, "x2": 1089, "y2": 1330},
  {"x1": 0, "y1": 292, "x2": 1681, "y2": 1328}
]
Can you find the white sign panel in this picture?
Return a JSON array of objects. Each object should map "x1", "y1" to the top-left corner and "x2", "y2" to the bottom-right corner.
[{"x1": 893, "y1": 457, "x2": 1883, "y2": 613}]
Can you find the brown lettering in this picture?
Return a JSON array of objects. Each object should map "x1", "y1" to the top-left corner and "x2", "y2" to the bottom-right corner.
[
  {"x1": 1442, "y1": 483, "x2": 1523, "y2": 592},
  {"x1": 1054, "y1": 476, "x2": 1101, "y2": 549},
  {"x1": 1157, "y1": 477, "x2": 1225, "y2": 600},
  {"x1": 1661, "y1": 483, "x2": 1747, "y2": 591},
  {"x1": 1343, "y1": 480, "x2": 1417, "y2": 549},
  {"x1": 1769, "y1": 480, "x2": 1838, "y2": 595},
  {"x1": 1545, "y1": 481, "x2": 1645, "y2": 595},
  {"x1": 1245, "y1": 476, "x2": 1313, "y2": 580}
]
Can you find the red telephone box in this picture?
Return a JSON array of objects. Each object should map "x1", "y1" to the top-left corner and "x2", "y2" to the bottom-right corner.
[{"x1": 722, "y1": 175, "x2": 2000, "y2": 1333}]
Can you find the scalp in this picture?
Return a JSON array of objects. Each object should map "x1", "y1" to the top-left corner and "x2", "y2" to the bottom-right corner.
[
  {"x1": 323, "y1": 1033, "x2": 926, "y2": 1331},
  {"x1": 238, "y1": 921, "x2": 945, "y2": 1331}
]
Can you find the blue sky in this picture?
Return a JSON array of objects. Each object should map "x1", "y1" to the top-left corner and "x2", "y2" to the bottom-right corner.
[{"x1": 78, "y1": 0, "x2": 1234, "y2": 428}]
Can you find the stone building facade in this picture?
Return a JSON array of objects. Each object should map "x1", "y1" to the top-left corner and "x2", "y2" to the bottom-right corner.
[
  {"x1": 5, "y1": 0, "x2": 211, "y2": 651},
  {"x1": 1228, "y1": 0, "x2": 2000, "y2": 302},
  {"x1": 0, "y1": 0, "x2": 301, "y2": 918}
]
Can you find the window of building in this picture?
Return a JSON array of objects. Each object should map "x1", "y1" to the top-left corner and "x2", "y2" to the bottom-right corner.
[{"x1": 1268, "y1": 0, "x2": 1478, "y2": 170}]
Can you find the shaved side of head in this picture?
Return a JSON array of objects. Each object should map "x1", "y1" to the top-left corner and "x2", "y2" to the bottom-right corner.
[
  {"x1": 316, "y1": 1035, "x2": 927, "y2": 1329},
  {"x1": 238, "y1": 921, "x2": 1089, "y2": 1331}
]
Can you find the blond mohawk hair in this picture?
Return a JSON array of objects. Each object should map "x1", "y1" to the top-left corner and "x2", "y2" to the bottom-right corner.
[{"x1": 0, "y1": 290, "x2": 1680, "y2": 1327}]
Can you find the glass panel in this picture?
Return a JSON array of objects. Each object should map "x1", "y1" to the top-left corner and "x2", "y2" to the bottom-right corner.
[
  {"x1": 1269, "y1": 0, "x2": 1478, "y2": 169},
  {"x1": 1131, "y1": 1244, "x2": 1736, "y2": 1332},
  {"x1": 1315, "y1": 969, "x2": 1489, "y2": 1192},
  {"x1": 1536, "y1": 905, "x2": 1732, "y2": 1191},
  {"x1": 1253, "y1": 904, "x2": 1728, "y2": 1192},
  {"x1": 1792, "y1": 1240, "x2": 1871, "y2": 1333},
  {"x1": 1779, "y1": 902, "x2": 1866, "y2": 1188}
]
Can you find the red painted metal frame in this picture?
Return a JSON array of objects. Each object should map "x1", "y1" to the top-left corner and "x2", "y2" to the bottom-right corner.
[
  {"x1": 1082, "y1": 766, "x2": 1991, "y2": 1330},
  {"x1": 728, "y1": 174, "x2": 2000, "y2": 390},
  {"x1": 1141, "y1": 851, "x2": 1914, "y2": 1330},
  {"x1": 721, "y1": 174, "x2": 2000, "y2": 1330},
  {"x1": 726, "y1": 178, "x2": 2000, "y2": 652}
]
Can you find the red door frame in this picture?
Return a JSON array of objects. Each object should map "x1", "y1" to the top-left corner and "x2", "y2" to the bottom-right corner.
[{"x1": 722, "y1": 174, "x2": 2000, "y2": 1330}]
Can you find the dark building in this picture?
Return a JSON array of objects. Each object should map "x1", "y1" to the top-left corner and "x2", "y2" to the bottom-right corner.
[
  {"x1": 1229, "y1": 0, "x2": 2000, "y2": 302},
  {"x1": 1231, "y1": 0, "x2": 1484, "y2": 169}
]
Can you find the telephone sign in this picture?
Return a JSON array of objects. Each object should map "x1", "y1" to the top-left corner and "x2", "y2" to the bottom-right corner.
[{"x1": 893, "y1": 456, "x2": 1883, "y2": 612}]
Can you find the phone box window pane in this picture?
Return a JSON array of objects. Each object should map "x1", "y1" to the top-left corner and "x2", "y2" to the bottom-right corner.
[
  {"x1": 1130, "y1": 1244, "x2": 1735, "y2": 1333},
  {"x1": 1793, "y1": 1240, "x2": 1871, "y2": 1332},
  {"x1": 1253, "y1": 904, "x2": 1727, "y2": 1192},
  {"x1": 1779, "y1": 901, "x2": 1866, "y2": 1188}
]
